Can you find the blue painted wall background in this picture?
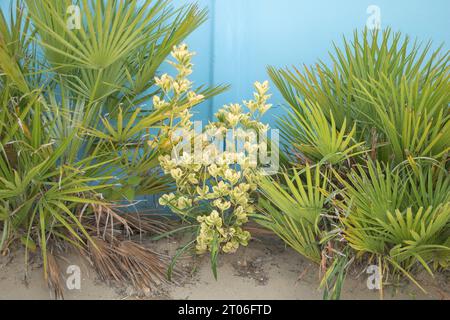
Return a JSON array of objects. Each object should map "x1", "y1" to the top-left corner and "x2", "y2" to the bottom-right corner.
[
  {"x1": 182, "y1": 0, "x2": 450, "y2": 126},
  {"x1": 2, "y1": 0, "x2": 449, "y2": 126}
]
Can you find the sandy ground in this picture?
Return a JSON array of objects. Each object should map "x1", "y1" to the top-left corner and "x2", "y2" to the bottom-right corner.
[{"x1": 0, "y1": 236, "x2": 448, "y2": 300}]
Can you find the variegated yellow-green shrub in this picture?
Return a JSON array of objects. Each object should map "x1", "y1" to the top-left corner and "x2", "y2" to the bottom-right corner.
[{"x1": 153, "y1": 45, "x2": 274, "y2": 274}]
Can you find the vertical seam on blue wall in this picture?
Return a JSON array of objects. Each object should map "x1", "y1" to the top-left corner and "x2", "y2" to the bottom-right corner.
[{"x1": 208, "y1": 0, "x2": 216, "y2": 121}]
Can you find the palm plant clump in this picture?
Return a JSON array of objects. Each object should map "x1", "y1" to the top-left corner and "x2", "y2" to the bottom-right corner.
[
  {"x1": 257, "y1": 28, "x2": 449, "y2": 298},
  {"x1": 0, "y1": 0, "x2": 224, "y2": 297}
]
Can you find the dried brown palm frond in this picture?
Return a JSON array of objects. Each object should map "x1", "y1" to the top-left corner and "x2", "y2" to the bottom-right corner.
[
  {"x1": 47, "y1": 252, "x2": 64, "y2": 300},
  {"x1": 121, "y1": 211, "x2": 172, "y2": 236},
  {"x1": 75, "y1": 204, "x2": 181, "y2": 294},
  {"x1": 38, "y1": 203, "x2": 183, "y2": 298},
  {"x1": 86, "y1": 237, "x2": 181, "y2": 294},
  {"x1": 116, "y1": 240, "x2": 175, "y2": 289},
  {"x1": 87, "y1": 237, "x2": 124, "y2": 283},
  {"x1": 89, "y1": 204, "x2": 133, "y2": 241},
  {"x1": 80, "y1": 204, "x2": 170, "y2": 241}
]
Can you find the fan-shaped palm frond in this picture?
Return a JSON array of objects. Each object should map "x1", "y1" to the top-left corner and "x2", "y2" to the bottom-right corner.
[{"x1": 255, "y1": 165, "x2": 328, "y2": 263}]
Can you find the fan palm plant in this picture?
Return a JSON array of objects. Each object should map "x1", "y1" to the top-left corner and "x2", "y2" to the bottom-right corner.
[
  {"x1": 260, "y1": 28, "x2": 449, "y2": 298},
  {"x1": 0, "y1": 0, "x2": 225, "y2": 297},
  {"x1": 269, "y1": 28, "x2": 449, "y2": 165},
  {"x1": 255, "y1": 165, "x2": 329, "y2": 264},
  {"x1": 335, "y1": 160, "x2": 450, "y2": 286},
  {"x1": 279, "y1": 99, "x2": 364, "y2": 165}
]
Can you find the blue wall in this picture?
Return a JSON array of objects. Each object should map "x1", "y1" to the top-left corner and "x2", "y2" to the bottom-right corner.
[
  {"x1": 2, "y1": 0, "x2": 449, "y2": 125},
  {"x1": 182, "y1": 0, "x2": 450, "y2": 125}
]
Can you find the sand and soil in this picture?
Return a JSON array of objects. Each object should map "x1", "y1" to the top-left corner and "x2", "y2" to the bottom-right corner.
[{"x1": 0, "y1": 235, "x2": 448, "y2": 300}]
